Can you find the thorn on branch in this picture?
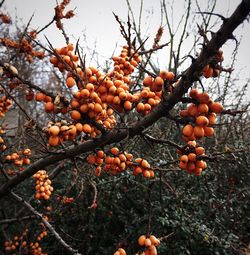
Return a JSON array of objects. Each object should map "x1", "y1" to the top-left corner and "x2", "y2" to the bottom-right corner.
[
  {"x1": 221, "y1": 109, "x2": 246, "y2": 116},
  {"x1": 196, "y1": 11, "x2": 228, "y2": 22}
]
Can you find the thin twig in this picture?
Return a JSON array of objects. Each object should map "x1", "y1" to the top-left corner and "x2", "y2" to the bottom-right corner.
[{"x1": 10, "y1": 191, "x2": 82, "y2": 255}]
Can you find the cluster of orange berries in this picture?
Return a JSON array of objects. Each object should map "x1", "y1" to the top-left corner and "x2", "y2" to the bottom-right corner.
[
  {"x1": 111, "y1": 45, "x2": 141, "y2": 76},
  {"x1": 5, "y1": 148, "x2": 31, "y2": 166},
  {"x1": 87, "y1": 147, "x2": 155, "y2": 178},
  {"x1": 136, "y1": 71, "x2": 174, "y2": 115},
  {"x1": 56, "y1": 195, "x2": 75, "y2": 204},
  {"x1": 113, "y1": 247, "x2": 127, "y2": 255},
  {"x1": 0, "y1": 126, "x2": 7, "y2": 151},
  {"x1": 46, "y1": 121, "x2": 95, "y2": 147},
  {"x1": 178, "y1": 88, "x2": 223, "y2": 174},
  {"x1": 143, "y1": 70, "x2": 175, "y2": 92},
  {"x1": 0, "y1": 37, "x2": 45, "y2": 63},
  {"x1": 180, "y1": 88, "x2": 223, "y2": 141},
  {"x1": 33, "y1": 170, "x2": 53, "y2": 200},
  {"x1": 4, "y1": 227, "x2": 48, "y2": 255},
  {"x1": 136, "y1": 234, "x2": 160, "y2": 255},
  {"x1": 28, "y1": 216, "x2": 49, "y2": 255},
  {"x1": 0, "y1": 12, "x2": 11, "y2": 23},
  {"x1": 178, "y1": 140, "x2": 207, "y2": 176},
  {"x1": 50, "y1": 43, "x2": 78, "y2": 72},
  {"x1": 4, "y1": 229, "x2": 29, "y2": 253},
  {"x1": 36, "y1": 43, "x2": 177, "y2": 148},
  {"x1": 0, "y1": 94, "x2": 12, "y2": 117},
  {"x1": 54, "y1": 0, "x2": 75, "y2": 30},
  {"x1": 131, "y1": 157, "x2": 155, "y2": 178},
  {"x1": 87, "y1": 148, "x2": 132, "y2": 176},
  {"x1": 202, "y1": 49, "x2": 224, "y2": 78}
]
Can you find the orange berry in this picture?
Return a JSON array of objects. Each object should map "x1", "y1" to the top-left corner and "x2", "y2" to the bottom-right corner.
[
  {"x1": 136, "y1": 102, "x2": 145, "y2": 112},
  {"x1": 118, "y1": 248, "x2": 126, "y2": 255},
  {"x1": 144, "y1": 238, "x2": 152, "y2": 247},
  {"x1": 208, "y1": 113, "x2": 217, "y2": 125},
  {"x1": 198, "y1": 93, "x2": 210, "y2": 104},
  {"x1": 187, "y1": 161, "x2": 196, "y2": 172},
  {"x1": 86, "y1": 83, "x2": 95, "y2": 92},
  {"x1": 80, "y1": 89, "x2": 90, "y2": 98},
  {"x1": 187, "y1": 140, "x2": 196, "y2": 147},
  {"x1": 66, "y1": 77, "x2": 76, "y2": 88},
  {"x1": 210, "y1": 102, "x2": 223, "y2": 113},
  {"x1": 143, "y1": 170, "x2": 151, "y2": 178},
  {"x1": 196, "y1": 116, "x2": 209, "y2": 126},
  {"x1": 143, "y1": 76, "x2": 154, "y2": 87},
  {"x1": 71, "y1": 110, "x2": 81, "y2": 120},
  {"x1": 188, "y1": 153, "x2": 196, "y2": 161},
  {"x1": 119, "y1": 153, "x2": 127, "y2": 162},
  {"x1": 196, "y1": 160, "x2": 206, "y2": 169},
  {"x1": 49, "y1": 136, "x2": 59, "y2": 147},
  {"x1": 68, "y1": 125, "x2": 77, "y2": 135},
  {"x1": 141, "y1": 159, "x2": 150, "y2": 168},
  {"x1": 45, "y1": 102, "x2": 54, "y2": 112},
  {"x1": 94, "y1": 103, "x2": 102, "y2": 113},
  {"x1": 204, "y1": 126, "x2": 214, "y2": 137},
  {"x1": 194, "y1": 167, "x2": 203, "y2": 176},
  {"x1": 154, "y1": 76, "x2": 164, "y2": 86},
  {"x1": 187, "y1": 104, "x2": 198, "y2": 116},
  {"x1": 49, "y1": 125, "x2": 60, "y2": 136},
  {"x1": 165, "y1": 71, "x2": 175, "y2": 80},
  {"x1": 124, "y1": 100, "x2": 132, "y2": 110},
  {"x1": 110, "y1": 147, "x2": 119, "y2": 155},
  {"x1": 75, "y1": 123, "x2": 83, "y2": 132},
  {"x1": 87, "y1": 155, "x2": 96, "y2": 165},
  {"x1": 138, "y1": 235, "x2": 146, "y2": 246},
  {"x1": 198, "y1": 103, "x2": 209, "y2": 114},
  {"x1": 35, "y1": 92, "x2": 45, "y2": 101},
  {"x1": 194, "y1": 126, "x2": 205, "y2": 139},
  {"x1": 195, "y1": 146, "x2": 205, "y2": 155},
  {"x1": 82, "y1": 124, "x2": 91, "y2": 133},
  {"x1": 182, "y1": 124, "x2": 194, "y2": 137},
  {"x1": 119, "y1": 91, "x2": 127, "y2": 100},
  {"x1": 180, "y1": 155, "x2": 188, "y2": 163},
  {"x1": 189, "y1": 88, "x2": 200, "y2": 99},
  {"x1": 149, "y1": 235, "x2": 160, "y2": 246},
  {"x1": 97, "y1": 150, "x2": 105, "y2": 158}
]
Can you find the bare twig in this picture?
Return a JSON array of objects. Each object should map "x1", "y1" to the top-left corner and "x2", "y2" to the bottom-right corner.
[{"x1": 10, "y1": 191, "x2": 82, "y2": 255}]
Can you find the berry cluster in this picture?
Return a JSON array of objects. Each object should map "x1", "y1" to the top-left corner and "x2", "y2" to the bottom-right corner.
[
  {"x1": 4, "y1": 229, "x2": 29, "y2": 253},
  {"x1": 5, "y1": 148, "x2": 31, "y2": 166},
  {"x1": 178, "y1": 140, "x2": 207, "y2": 175},
  {"x1": 46, "y1": 121, "x2": 95, "y2": 147},
  {"x1": 33, "y1": 170, "x2": 53, "y2": 200},
  {"x1": 202, "y1": 49, "x2": 224, "y2": 78},
  {"x1": 87, "y1": 147, "x2": 155, "y2": 178},
  {"x1": 0, "y1": 125, "x2": 7, "y2": 151},
  {"x1": 0, "y1": 94, "x2": 12, "y2": 117},
  {"x1": 4, "y1": 226, "x2": 48, "y2": 255},
  {"x1": 180, "y1": 88, "x2": 223, "y2": 141},
  {"x1": 179, "y1": 88, "x2": 223, "y2": 174},
  {"x1": 137, "y1": 234, "x2": 160, "y2": 255}
]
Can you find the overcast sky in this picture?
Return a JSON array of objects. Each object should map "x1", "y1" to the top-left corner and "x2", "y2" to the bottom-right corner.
[{"x1": 2, "y1": 0, "x2": 250, "y2": 98}]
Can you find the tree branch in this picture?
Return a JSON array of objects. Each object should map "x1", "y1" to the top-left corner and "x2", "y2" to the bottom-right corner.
[{"x1": 10, "y1": 191, "x2": 81, "y2": 255}]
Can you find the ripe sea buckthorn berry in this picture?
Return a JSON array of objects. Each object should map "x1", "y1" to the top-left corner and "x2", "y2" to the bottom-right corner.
[{"x1": 66, "y1": 77, "x2": 76, "y2": 88}]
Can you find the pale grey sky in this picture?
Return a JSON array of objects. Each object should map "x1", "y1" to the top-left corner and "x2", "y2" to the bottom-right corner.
[{"x1": 2, "y1": 0, "x2": 250, "y2": 99}]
